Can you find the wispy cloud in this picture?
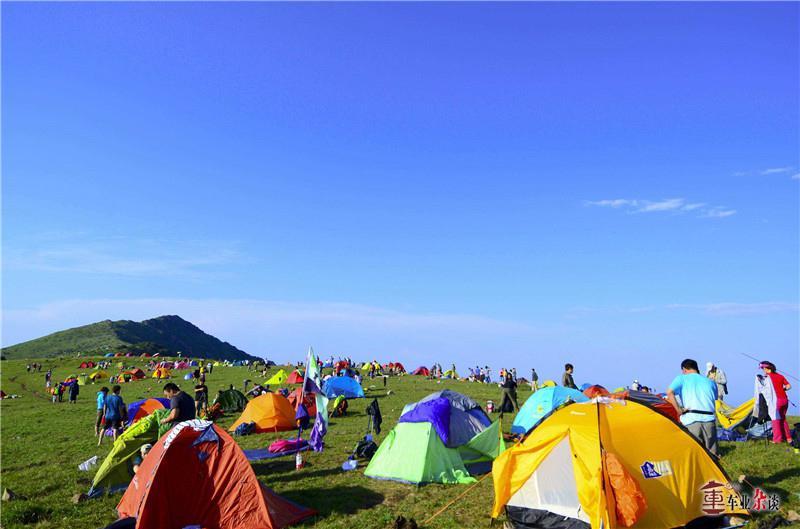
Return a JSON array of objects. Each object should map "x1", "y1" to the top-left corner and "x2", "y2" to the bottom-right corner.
[
  {"x1": 735, "y1": 165, "x2": 798, "y2": 181},
  {"x1": 585, "y1": 198, "x2": 734, "y2": 218},
  {"x1": 666, "y1": 302, "x2": 800, "y2": 316},
  {"x1": 792, "y1": 173, "x2": 800, "y2": 180},
  {"x1": 760, "y1": 167, "x2": 793, "y2": 175},
  {"x1": 4, "y1": 236, "x2": 243, "y2": 278}
]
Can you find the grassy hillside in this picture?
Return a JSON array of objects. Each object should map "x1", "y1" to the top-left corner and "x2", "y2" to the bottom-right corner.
[
  {"x1": 1, "y1": 357, "x2": 798, "y2": 529},
  {"x1": 1, "y1": 315, "x2": 257, "y2": 361}
]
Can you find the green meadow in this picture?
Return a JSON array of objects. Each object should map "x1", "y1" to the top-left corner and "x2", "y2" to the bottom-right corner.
[{"x1": 1, "y1": 358, "x2": 798, "y2": 529}]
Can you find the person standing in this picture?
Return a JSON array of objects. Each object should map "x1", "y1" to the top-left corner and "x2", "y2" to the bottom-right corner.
[
  {"x1": 95, "y1": 387, "x2": 109, "y2": 436},
  {"x1": 666, "y1": 359, "x2": 718, "y2": 455},
  {"x1": 194, "y1": 379, "x2": 209, "y2": 417},
  {"x1": 68, "y1": 380, "x2": 79, "y2": 404},
  {"x1": 562, "y1": 364, "x2": 577, "y2": 389},
  {"x1": 530, "y1": 368, "x2": 539, "y2": 392},
  {"x1": 160, "y1": 382, "x2": 196, "y2": 428},
  {"x1": 705, "y1": 362, "x2": 728, "y2": 401},
  {"x1": 99, "y1": 385, "x2": 126, "y2": 445},
  {"x1": 500, "y1": 375, "x2": 520, "y2": 414},
  {"x1": 759, "y1": 361, "x2": 792, "y2": 444}
]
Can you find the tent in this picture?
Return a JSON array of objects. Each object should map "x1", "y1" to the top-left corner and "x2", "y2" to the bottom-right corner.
[
  {"x1": 582, "y1": 384, "x2": 610, "y2": 398},
  {"x1": 115, "y1": 420, "x2": 316, "y2": 529},
  {"x1": 401, "y1": 390, "x2": 493, "y2": 447},
  {"x1": 716, "y1": 398, "x2": 755, "y2": 430},
  {"x1": 511, "y1": 387, "x2": 588, "y2": 435},
  {"x1": 140, "y1": 353, "x2": 151, "y2": 357},
  {"x1": 265, "y1": 369, "x2": 288, "y2": 385},
  {"x1": 78, "y1": 373, "x2": 89, "y2": 385},
  {"x1": 213, "y1": 388, "x2": 248, "y2": 413},
  {"x1": 540, "y1": 380, "x2": 556, "y2": 388},
  {"x1": 79, "y1": 361, "x2": 96, "y2": 369},
  {"x1": 122, "y1": 369, "x2": 146, "y2": 380},
  {"x1": 365, "y1": 391, "x2": 504, "y2": 484},
  {"x1": 229, "y1": 393, "x2": 296, "y2": 433},
  {"x1": 189, "y1": 360, "x2": 199, "y2": 367},
  {"x1": 89, "y1": 410, "x2": 171, "y2": 497},
  {"x1": 174, "y1": 361, "x2": 190, "y2": 370},
  {"x1": 286, "y1": 371, "x2": 305, "y2": 384},
  {"x1": 411, "y1": 366, "x2": 430, "y2": 376},
  {"x1": 152, "y1": 367, "x2": 171, "y2": 379},
  {"x1": 89, "y1": 370, "x2": 109, "y2": 382},
  {"x1": 127, "y1": 398, "x2": 170, "y2": 425},
  {"x1": 492, "y1": 400, "x2": 747, "y2": 529},
  {"x1": 287, "y1": 387, "x2": 317, "y2": 417},
  {"x1": 388, "y1": 362, "x2": 406, "y2": 373},
  {"x1": 442, "y1": 369, "x2": 459, "y2": 379},
  {"x1": 322, "y1": 376, "x2": 365, "y2": 399},
  {"x1": 105, "y1": 353, "x2": 115, "y2": 357}
]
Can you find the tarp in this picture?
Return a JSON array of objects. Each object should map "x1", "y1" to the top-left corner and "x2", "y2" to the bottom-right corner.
[
  {"x1": 229, "y1": 393, "x2": 296, "y2": 433},
  {"x1": 212, "y1": 389, "x2": 248, "y2": 413},
  {"x1": 89, "y1": 410, "x2": 171, "y2": 497},
  {"x1": 511, "y1": 386, "x2": 589, "y2": 435},
  {"x1": 322, "y1": 376, "x2": 365, "y2": 399},
  {"x1": 266, "y1": 369, "x2": 288, "y2": 385},
  {"x1": 716, "y1": 398, "x2": 755, "y2": 430},
  {"x1": 116, "y1": 420, "x2": 316, "y2": 529}
]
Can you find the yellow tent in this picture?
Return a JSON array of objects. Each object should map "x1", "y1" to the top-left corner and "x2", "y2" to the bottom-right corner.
[
  {"x1": 360, "y1": 363, "x2": 371, "y2": 371},
  {"x1": 152, "y1": 367, "x2": 171, "y2": 379},
  {"x1": 716, "y1": 399, "x2": 754, "y2": 430},
  {"x1": 492, "y1": 400, "x2": 746, "y2": 528},
  {"x1": 540, "y1": 380, "x2": 556, "y2": 388},
  {"x1": 89, "y1": 370, "x2": 109, "y2": 382},
  {"x1": 443, "y1": 369, "x2": 459, "y2": 379},
  {"x1": 265, "y1": 369, "x2": 288, "y2": 385}
]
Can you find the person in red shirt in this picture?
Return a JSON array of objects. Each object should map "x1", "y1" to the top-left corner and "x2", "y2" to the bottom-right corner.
[{"x1": 760, "y1": 361, "x2": 792, "y2": 444}]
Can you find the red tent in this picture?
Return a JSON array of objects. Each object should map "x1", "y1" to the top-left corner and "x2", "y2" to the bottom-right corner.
[
  {"x1": 411, "y1": 366, "x2": 430, "y2": 376},
  {"x1": 116, "y1": 421, "x2": 315, "y2": 529},
  {"x1": 583, "y1": 385, "x2": 610, "y2": 398},
  {"x1": 613, "y1": 390, "x2": 681, "y2": 422},
  {"x1": 390, "y1": 362, "x2": 406, "y2": 373},
  {"x1": 287, "y1": 388, "x2": 317, "y2": 416},
  {"x1": 334, "y1": 360, "x2": 349, "y2": 372},
  {"x1": 286, "y1": 371, "x2": 304, "y2": 384},
  {"x1": 122, "y1": 368, "x2": 146, "y2": 380},
  {"x1": 79, "y1": 361, "x2": 96, "y2": 369}
]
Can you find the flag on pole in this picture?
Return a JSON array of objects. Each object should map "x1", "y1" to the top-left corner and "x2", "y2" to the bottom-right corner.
[{"x1": 303, "y1": 347, "x2": 329, "y2": 452}]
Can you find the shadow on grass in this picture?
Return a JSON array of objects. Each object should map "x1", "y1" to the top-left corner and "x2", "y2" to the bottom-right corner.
[
  {"x1": 281, "y1": 486, "x2": 384, "y2": 519},
  {"x1": 259, "y1": 463, "x2": 346, "y2": 484}
]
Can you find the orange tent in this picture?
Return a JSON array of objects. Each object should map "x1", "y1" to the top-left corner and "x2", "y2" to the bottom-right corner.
[
  {"x1": 116, "y1": 420, "x2": 315, "y2": 529},
  {"x1": 583, "y1": 384, "x2": 611, "y2": 398},
  {"x1": 122, "y1": 368, "x2": 146, "y2": 380},
  {"x1": 229, "y1": 393, "x2": 296, "y2": 433},
  {"x1": 287, "y1": 388, "x2": 317, "y2": 416}
]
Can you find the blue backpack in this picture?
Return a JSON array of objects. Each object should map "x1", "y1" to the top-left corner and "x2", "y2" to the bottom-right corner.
[{"x1": 234, "y1": 421, "x2": 256, "y2": 436}]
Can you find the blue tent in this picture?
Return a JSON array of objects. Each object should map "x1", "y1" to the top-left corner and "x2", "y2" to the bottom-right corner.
[
  {"x1": 104, "y1": 353, "x2": 114, "y2": 357},
  {"x1": 400, "y1": 390, "x2": 491, "y2": 448},
  {"x1": 511, "y1": 387, "x2": 589, "y2": 435},
  {"x1": 322, "y1": 376, "x2": 365, "y2": 399}
]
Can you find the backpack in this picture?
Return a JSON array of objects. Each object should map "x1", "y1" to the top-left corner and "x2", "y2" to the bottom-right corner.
[{"x1": 354, "y1": 437, "x2": 378, "y2": 460}]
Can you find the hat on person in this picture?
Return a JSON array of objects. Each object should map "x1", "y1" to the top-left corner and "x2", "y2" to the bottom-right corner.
[
  {"x1": 140, "y1": 443, "x2": 153, "y2": 455},
  {"x1": 706, "y1": 362, "x2": 714, "y2": 371}
]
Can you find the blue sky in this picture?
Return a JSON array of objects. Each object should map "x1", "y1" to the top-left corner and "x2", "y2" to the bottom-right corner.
[{"x1": 2, "y1": 2, "x2": 798, "y2": 403}]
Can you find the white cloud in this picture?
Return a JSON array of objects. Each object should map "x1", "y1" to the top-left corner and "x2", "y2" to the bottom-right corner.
[
  {"x1": 666, "y1": 302, "x2": 799, "y2": 316},
  {"x1": 792, "y1": 173, "x2": 800, "y2": 180},
  {"x1": 585, "y1": 197, "x2": 735, "y2": 218},
  {"x1": 4, "y1": 237, "x2": 243, "y2": 278},
  {"x1": 760, "y1": 167, "x2": 793, "y2": 175}
]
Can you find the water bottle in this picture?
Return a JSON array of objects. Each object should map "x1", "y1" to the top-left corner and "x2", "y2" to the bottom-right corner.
[{"x1": 295, "y1": 451, "x2": 304, "y2": 470}]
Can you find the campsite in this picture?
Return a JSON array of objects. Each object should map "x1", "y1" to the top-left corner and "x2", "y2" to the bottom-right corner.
[{"x1": 0, "y1": 356, "x2": 798, "y2": 529}]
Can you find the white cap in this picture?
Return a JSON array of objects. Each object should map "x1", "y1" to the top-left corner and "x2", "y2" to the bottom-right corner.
[{"x1": 706, "y1": 362, "x2": 714, "y2": 370}]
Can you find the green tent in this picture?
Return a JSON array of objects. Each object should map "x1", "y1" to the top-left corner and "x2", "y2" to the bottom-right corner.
[
  {"x1": 212, "y1": 388, "x2": 248, "y2": 413},
  {"x1": 88, "y1": 409, "x2": 170, "y2": 497},
  {"x1": 364, "y1": 420, "x2": 504, "y2": 485}
]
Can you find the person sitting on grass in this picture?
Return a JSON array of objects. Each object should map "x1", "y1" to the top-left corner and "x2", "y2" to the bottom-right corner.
[
  {"x1": 160, "y1": 382, "x2": 196, "y2": 428},
  {"x1": 99, "y1": 385, "x2": 126, "y2": 445}
]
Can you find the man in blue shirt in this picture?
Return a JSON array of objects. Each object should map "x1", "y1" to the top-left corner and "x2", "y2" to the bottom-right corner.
[
  {"x1": 667, "y1": 358, "x2": 718, "y2": 455},
  {"x1": 94, "y1": 387, "x2": 109, "y2": 436},
  {"x1": 99, "y1": 385, "x2": 125, "y2": 446}
]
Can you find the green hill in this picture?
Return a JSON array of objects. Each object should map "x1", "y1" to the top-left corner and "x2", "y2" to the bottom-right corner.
[{"x1": 1, "y1": 315, "x2": 258, "y2": 361}]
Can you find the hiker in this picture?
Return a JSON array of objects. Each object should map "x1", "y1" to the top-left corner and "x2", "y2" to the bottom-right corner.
[
  {"x1": 631, "y1": 379, "x2": 641, "y2": 391},
  {"x1": 132, "y1": 443, "x2": 152, "y2": 474},
  {"x1": 530, "y1": 368, "x2": 539, "y2": 392},
  {"x1": 99, "y1": 385, "x2": 126, "y2": 445},
  {"x1": 500, "y1": 374, "x2": 520, "y2": 414},
  {"x1": 562, "y1": 363, "x2": 577, "y2": 389},
  {"x1": 95, "y1": 387, "x2": 109, "y2": 436},
  {"x1": 160, "y1": 382, "x2": 196, "y2": 427},
  {"x1": 666, "y1": 359, "x2": 718, "y2": 455},
  {"x1": 56, "y1": 382, "x2": 65, "y2": 402},
  {"x1": 194, "y1": 379, "x2": 209, "y2": 416},
  {"x1": 759, "y1": 361, "x2": 792, "y2": 444},
  {"x1": 243, "y1": 379, "x2": 251, "y2": 393},
  {"x1": 68, "y1": 380, "x2": 79, "y2": 404},
  {"x1": 705, "y1": 362, "x2": 728, "y2": 401}
]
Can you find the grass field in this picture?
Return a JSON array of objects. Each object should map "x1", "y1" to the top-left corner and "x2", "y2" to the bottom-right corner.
[{"x1": 1, "y1": 357, "x2": 798, "y2": 529}]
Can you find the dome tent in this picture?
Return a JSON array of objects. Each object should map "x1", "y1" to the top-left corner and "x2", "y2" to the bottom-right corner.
[
  {"x1": 321, "y1": 376, "x2": 365, "y2": 399},
  {"x1": 212, "y1": 388, "x2": 249, "y2": 413},
  {"x1": 401, "y1": 390, "x2": 491, "y2": 447},
  {"x1": 228, "y1": 393, "x2": 296, "y2": 433},
  {"x1": 511, "y1": 386, "x2": 588, "y2": 435},
  {"x1": 115, "y1": 420, "x2": 316, "y2": 529},
  {"x1": 411, "y1": 366, "x2": 430, "y2": 376},
  {"x1": 492, "y1": 400, "x2": 748, "y2": 529}
]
